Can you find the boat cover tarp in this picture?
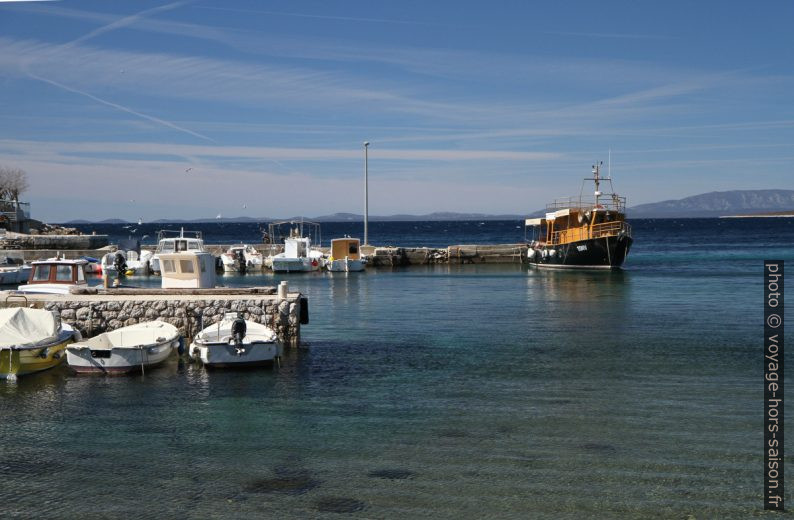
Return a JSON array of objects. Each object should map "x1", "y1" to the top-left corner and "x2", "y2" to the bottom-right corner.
[{"x1": 0, "y1": 308, "x2": 59, "y2": 348}]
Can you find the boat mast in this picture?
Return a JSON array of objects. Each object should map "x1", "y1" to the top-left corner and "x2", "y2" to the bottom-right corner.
[{"x1": 592, "y1": 162, "x2": 601, "y2": 206}]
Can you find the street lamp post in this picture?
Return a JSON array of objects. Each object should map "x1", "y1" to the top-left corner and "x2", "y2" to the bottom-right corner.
[{"x1": 363, "y1": 141, "x2": 370, "y2": 246}]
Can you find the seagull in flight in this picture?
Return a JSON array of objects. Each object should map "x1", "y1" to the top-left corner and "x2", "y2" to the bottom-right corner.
[{"x1": 185, "y1": 167, "x2": 193, "y2": 173}]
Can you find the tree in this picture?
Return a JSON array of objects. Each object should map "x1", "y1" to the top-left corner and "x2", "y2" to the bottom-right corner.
[{"x1": 0, "y1": 166, "x2": 29, "y2": 204}]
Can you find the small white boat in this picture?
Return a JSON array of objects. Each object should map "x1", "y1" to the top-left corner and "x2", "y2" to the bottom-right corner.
[
  {"x1": 150, "y1": 228, "x2": 206, "y2": 274},
  {"x1": 271, "y1": 237, "x2": 324, "y2": 272},
  {"x1": 220, "y1": 244, "x2": 264, "y2": 273},
  {"x1": 159, "y1": 251, "x2": 216, "y2": 289},
  {"x1": 16, "y1": 257, "x2": 89, "y2": 295},
  {"x1": 326, "y1": 237, "x2": 366, "y2": 272},
  {"x1": 0, "y1": 258, "x2": 31, "y2": 285},
  {"x1": 0, "y1": 307, "x2": 79, "y2": 379},
  {"x1": 267, "y1": 220, "x2": 324, "y2": 272},
  {"x1": 189, "y1": 313, "x2": 281, "y2": 368},
  {"x1": 66, "y1": 321, "x2": 180, "y2": 375}
]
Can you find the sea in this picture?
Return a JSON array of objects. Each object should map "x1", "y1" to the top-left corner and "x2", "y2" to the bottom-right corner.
[{"x1": 0, "y1": 218, "x2": 791, "y2": 518}]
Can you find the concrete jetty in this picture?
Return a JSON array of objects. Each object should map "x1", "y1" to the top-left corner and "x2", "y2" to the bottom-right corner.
[{"x1": 1, "y1": 287, "x2": 306, "y2": 347}]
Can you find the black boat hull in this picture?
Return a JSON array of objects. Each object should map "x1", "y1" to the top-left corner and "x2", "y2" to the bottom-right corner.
[{"x1": 528, "y1": 234, "x2": 632, "y2": 269}]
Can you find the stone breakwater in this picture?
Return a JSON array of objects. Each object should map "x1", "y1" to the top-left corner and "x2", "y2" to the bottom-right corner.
[
  {"x1": 0, "y1": 232, "x2": 109, "y2": 250},
  {"x1": 4, "y1": 290, "x2": 305, "y2": 347},
  {"x1": 366, "y1": 244, "x2": 528, "y2": 266}
]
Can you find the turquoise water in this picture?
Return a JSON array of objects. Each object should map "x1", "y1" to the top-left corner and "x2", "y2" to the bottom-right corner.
[{"x1": 1, "y1": 219, "x2": 792, "y2": 518}]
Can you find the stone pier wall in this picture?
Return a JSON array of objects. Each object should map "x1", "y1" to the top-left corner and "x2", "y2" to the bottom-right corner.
[
  {"x1": 368, "y1": 244, "x2": 528, "y2": 266},
  {"x1": 18, "y1": 293, "x2": 304, "y2": 347}
]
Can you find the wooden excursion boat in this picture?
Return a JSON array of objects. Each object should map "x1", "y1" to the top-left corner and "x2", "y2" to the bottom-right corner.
[{"x1": 526, "y1": 162, "x2": 632, "y2": 269}]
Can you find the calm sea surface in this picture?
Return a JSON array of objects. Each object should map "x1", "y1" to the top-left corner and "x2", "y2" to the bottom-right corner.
[{"x1": 1, "y1": 219, "x2": 792, "y2": 518}]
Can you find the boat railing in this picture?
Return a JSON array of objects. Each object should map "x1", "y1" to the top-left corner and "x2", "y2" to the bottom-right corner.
[
  {"x1": 549, "y1": 220, "x2": 631, "y2": 246},
  {"x1": 156, "y1": 229, "x2": 203, "y2": 241},
  {"x1": 546, "y1": 195, "x2": 626, "y2": 213}
]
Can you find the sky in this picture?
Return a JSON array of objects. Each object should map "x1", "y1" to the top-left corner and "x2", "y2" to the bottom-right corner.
[{"x1": 0, "y1": 0, "x2": 792, "y2": 221}]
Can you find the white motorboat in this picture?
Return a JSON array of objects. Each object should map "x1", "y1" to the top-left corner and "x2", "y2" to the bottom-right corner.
[
  {"x1": 16, "y1": 257, "x2": 89, "y2": 295},
  {"x1": 189, "y1": 313, "x2": 281, "y2": 368},
  {"x1": 267, "y1": 221, "x2": 324, "y2": 272},
  {"x1": 220, "y1": 244, "x2": 264, "y2": 273},
  {"x1": 66, "y1": 321, "x2": 180, "y2": 375},
  {"x1": 0, "y1": 258, "x2": 31, "y2": 285},
  {"x1": 0, "y1": 307, "x2": 79, "y2": 380},
  {"x1": 159, "y1": 251, "x2": 216, "y2": 289},
  {"x1": 150, "y1": 228, "x2": 206, "y2": 274},
  {"x1": 326, "y1": 237, "x2": 366, "y2": 272}
]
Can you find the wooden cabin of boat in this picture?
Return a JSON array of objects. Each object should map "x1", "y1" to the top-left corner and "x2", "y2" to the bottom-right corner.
[
  {"x1": 330, "y1": 238, "x2": 361, "y2": 261},
  {"x1": 159, "y1": 252, "x2": 216, "y2": 289},
  {"x1": 18, "y1": 257, "x2": 88, "y2": 294}
]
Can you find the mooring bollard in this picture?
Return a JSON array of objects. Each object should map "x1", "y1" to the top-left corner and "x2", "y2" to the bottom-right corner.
[{"x1": 278, "y1": 281, "x2": 288, "y2": 301}]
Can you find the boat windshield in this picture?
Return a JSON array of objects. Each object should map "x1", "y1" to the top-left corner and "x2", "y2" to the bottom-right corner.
[
  {"x1": 32, "y1": 265, "x2": 50, "y2": 281},
  {"x1": 55, "y1": 265, "x2": 72, "y2": 282}
]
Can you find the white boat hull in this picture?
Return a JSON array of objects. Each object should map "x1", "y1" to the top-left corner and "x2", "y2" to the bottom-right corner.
[
  {"x1": 66, "y1": 340, "x2": 176, "y2": 374},
  {"x1": 326, "y1": 258, "x2": 365, "y2": 272},
  {"x1": 189, "y1": 340, "x2": 281, "y2": 367},
  {"x1": 271, "y1": 257, "x2": 320, "y2": 272}
]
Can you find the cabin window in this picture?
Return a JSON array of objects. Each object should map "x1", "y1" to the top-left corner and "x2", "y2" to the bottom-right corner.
[
  {"x1": 77, "y1": 267, "x2": 85, "y2": 282},
  {"x1": 162, "y1": 242, "x2": 175, "y2": 253},
  {"x1": 33, "y1": 265, "x2": 50, "y2": 281},
  {"x1": 176, "y1": 240, "x2": 187, "y2": 252},
  {"x1": 163, "y1": 259, "x2": 175, "y2": 273},
  {"x1": 179, "y1": 260, "x2": 195, "y2": 273},
  {"x1": 188, "y1": 241, "x2": 199, "y2": 250},
  {"x1": 55, "y1": 265, "x2": 73, "y2": 282},
  {"x1": 349, "y1": 244, "x2": 358, "y2": 255}
]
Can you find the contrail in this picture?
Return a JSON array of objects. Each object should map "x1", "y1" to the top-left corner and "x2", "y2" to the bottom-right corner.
[
  {"x1": 66, "y1": 0, "x2": 192, "y2": 47},
  {"x1": 23, "y1": 0, "x2": 214, "y2": 143},
  {"x1": 27, "y1": 72, "x2": 215, "y2": 142}
]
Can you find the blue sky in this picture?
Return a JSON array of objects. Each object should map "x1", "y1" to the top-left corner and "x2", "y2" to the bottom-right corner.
[{"x1": 0, "y1": 0, "x2": 792, "y2": 221}]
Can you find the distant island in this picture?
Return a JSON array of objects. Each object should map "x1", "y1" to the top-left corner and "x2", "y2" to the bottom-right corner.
[
  {"x1": 628, "y1": 189, "x2": 794, "y2": 218},
  {"x1": 60, "y1": 189, "x2": 794, "y2": 223}
]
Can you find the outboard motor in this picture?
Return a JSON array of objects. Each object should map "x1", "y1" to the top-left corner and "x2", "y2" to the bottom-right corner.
[
  {"x1": 231, "y1": 315, "x2": 247, "y2": 345},
  {"x1": 114, "y1": 252, "x2": 127, "y2": 278}
]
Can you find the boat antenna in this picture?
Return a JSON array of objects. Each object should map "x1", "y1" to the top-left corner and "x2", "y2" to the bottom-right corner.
[
  {"x1": 608, "y1": 149, "x2": 611, "y2": 179},
  {"x1": 593, "y1": 161, "x2": 602, "y2": 206}
]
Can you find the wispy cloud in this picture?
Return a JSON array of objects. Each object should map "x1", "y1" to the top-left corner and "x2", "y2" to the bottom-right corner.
[
  {"x1": 0, "y1": 139, "x2": 560, "y2": 163},
  {"x1": 192, "y1": 5, "x2": 454, "y2": 27}
]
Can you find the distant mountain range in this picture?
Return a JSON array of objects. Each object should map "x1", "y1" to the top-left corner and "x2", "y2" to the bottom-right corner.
[
  {"x1": 628, "y1": 190, "x2": 794, "y2": 218},
  {"x1": 61, "y1": 190, "x2": 794, "y2": 224}
]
